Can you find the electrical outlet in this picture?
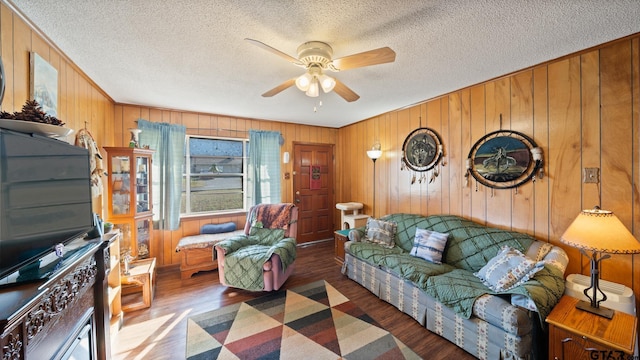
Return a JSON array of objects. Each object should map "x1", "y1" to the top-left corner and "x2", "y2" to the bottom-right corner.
[{"x1": 583, "y1": 168, "x2": 599, "y2": 183}]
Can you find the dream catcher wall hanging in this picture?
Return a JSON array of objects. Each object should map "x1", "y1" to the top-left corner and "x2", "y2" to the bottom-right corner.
[
  {"x1": 400, "y1": 126, "x2": 444, "y2": 184},
  {"x1": 466, "y1": 128, "x2": 543, "y2": 191}
]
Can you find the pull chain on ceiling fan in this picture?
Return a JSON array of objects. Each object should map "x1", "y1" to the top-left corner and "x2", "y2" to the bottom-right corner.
[{"x1": 246, "y1": 39, "x2": 396, "y2": 102}]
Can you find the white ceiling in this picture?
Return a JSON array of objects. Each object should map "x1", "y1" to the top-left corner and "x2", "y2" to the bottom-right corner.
[{"x1": 8, "y1": 0, "x2": 640, "y2": 128}]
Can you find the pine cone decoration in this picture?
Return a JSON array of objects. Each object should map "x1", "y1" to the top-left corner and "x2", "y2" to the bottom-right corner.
[{"x1": 1, "y1": 99, "x2": 65, "y2": 126}]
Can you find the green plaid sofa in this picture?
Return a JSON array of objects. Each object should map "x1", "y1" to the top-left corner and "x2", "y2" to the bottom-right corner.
[{"x1": 341, "y1": 214, "x2": 568, "y2": 360}]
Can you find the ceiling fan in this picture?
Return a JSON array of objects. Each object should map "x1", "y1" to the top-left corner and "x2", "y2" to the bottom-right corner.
[{"x1": 246, "y1": 39, "x2": 396, "y2": 102}]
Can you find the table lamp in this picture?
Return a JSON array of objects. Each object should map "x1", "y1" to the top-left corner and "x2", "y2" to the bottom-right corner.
[{"x1": 560, "y1": 206, "x2": 640, "y2": 318}]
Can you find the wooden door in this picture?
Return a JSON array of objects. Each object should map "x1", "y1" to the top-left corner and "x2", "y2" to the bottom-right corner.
[{"x1": 293, "y1": 143, "x2": 334, "y2": 244}]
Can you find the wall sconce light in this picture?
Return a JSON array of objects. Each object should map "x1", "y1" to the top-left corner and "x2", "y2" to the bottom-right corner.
[
  {"x1": 282, "y1": 151, "x2": 290, "y2": 164},
  {"x1": 366, "y1": 141, "x2": 382, "y2": 218}
]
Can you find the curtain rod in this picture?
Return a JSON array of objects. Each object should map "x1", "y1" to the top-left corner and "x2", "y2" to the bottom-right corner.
[{"x1": 134, "y1": 119, "x2": 249, "y2": 134}]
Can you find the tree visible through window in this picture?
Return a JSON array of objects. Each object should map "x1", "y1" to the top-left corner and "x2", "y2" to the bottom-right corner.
[{"x1": 181, "y1": 136, "x2": 249, "y2": 215}]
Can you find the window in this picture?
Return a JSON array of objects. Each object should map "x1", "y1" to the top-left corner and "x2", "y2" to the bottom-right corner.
[{"x1": 181, "y1": 136, "x2": 249, "y2": 215}]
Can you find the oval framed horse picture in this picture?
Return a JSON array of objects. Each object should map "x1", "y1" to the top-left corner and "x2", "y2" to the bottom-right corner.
[{"x1": 467, "y1": 130, "x2": 542, "y2": 189}]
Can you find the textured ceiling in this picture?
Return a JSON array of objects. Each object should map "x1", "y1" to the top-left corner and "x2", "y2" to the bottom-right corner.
[{"x1": 8, "y1": 0, "x2": 640, "y2": 128}]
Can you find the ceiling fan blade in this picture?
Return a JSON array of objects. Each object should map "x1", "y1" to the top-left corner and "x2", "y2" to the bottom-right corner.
[
  {"x1": 331, "y1": 47, "x2": 396, "y2": 71},
  {"x1": 262, "y1": 78, "x2": 296, "y2": 97},
  {"x1": 245, "y1": 38, "x2": 303, "y2": 66},
  {"x1": 333, "y1": 79, "x2": 360, "y2": 102}
]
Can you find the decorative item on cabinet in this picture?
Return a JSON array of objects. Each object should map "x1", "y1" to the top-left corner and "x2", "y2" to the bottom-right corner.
[
  {"x1": 129, "y1": 128, "x2": 142, "y2": 148},
  {"x1": 104, "y1": 147, "x2": 154, "y2": 259}
]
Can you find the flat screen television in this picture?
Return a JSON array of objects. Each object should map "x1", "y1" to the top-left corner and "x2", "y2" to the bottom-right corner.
[{"x1": 0, "y1": 128, "x2": 94, "y2": 284}]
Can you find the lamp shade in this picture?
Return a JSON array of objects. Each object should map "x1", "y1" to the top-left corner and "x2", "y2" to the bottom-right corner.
[
  {"x1": 561, "y1": 207, "x2": 640, "y2": 254},
  {"x1": 305, "y1": 78, "x2": 319, "y2": 97},
  {"x1": 319, "y1": 74, "x2": 336, "y2": 93},
  {"x1": 367, "y1": 150, "x2": 382, "y2": 159},
  {"x1": 295, "y1": 73, "x2": 312, "y2": 91}
]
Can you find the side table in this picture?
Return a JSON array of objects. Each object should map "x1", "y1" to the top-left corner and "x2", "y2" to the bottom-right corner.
[
  {"x1": 546, "y1": 295, "x2": 637, "y2": 359},
  {"x1": 122, "y1": 257, "x2": 156, "y2": 312},
  {"x1": 334, "y1": 229, "x2": 350, "y2": 264}
]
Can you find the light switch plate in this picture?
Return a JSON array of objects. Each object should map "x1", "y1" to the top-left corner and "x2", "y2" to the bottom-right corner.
[{"x1": 583, "y1": 168, "x2": 599, "y2": 183}]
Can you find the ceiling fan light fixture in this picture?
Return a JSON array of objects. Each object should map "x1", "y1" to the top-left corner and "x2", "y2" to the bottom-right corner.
[
  {"x1": 319, "y1": 74, "x2": 336, "y2": 93},
  {"x1": 248, "y1": 38, "x2": 395, "y2": 102},
  {"x1": 295, "y1": 72, "x2": 312, "y2": 91},
  {"x1": 305, "y1": 78, "x2": 319, "y2": 97}
]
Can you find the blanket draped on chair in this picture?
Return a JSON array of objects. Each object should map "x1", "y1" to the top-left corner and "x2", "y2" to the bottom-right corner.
[
  {"x1": 216, "y1": 203, "x2": 297, "y2": 291},
  {"x1": 247, "y1": 203, "x2": 296, "y2": 236}
]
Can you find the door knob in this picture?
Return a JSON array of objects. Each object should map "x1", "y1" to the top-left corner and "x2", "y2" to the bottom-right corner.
[{"x1": 295, "y1": 199, "x2": 301, "y2": 203}]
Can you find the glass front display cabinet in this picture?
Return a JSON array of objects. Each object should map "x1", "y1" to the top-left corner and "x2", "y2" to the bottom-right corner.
[{"x1": 104, "y1": 147, "x2": 154, "y2": 259}]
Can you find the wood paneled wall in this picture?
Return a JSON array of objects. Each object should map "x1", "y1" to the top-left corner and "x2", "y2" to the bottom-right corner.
[
  {"x1": 0, "y1": 3, "x2": 115, "y2": 215},
  {"x1": 113, "y1": 104, "x2": 338, "y2": 266},
  {"x1": 6, "y1": 0, "x2": 639, "y2": 313},
  {"x1": 337, "y1": 35, "x2": 640, "y2": 309}
]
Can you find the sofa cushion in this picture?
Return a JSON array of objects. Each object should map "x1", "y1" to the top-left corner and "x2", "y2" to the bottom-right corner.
[
  {"x1": 410, "y1": 228, "x2": 449, "y2": 264},
  {"x1": 426, "y1": 294, "x2": 533, "y2": 357},
  {"x1": 471, "y1": 294, "x2": 533, "y2": 336},
  {"x1": 420, "y1": 215, "x2": 536, "y2": 272},
  {"x1": 474, "y1": 246, "x2": 545, "y2": 292},
  {"x1": 379, "y1": 253, "x2": 455, "y2": 289},
  {"x1": 380, "y1": 213, "x2": 435, "y2": 252},
  {"x1": 364, "y1": 218, "x2": 397, "y2": 248},
  {"x1": 345, "y1": 241, "x2": 405, "y2": 266}
]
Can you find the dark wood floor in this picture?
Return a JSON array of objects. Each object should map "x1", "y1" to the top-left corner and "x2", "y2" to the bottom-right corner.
[{"x1": 111, "y1": 240, "x2": 476, "y2": 360}]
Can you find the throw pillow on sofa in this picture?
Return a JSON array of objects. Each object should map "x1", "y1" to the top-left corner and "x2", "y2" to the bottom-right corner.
[
  {"x1": 364, "y1": 218, "x2": 397, "y2": 248},
  {"x1": 410, "y1": 228, "x2": 449, "y2": 264},
  {"x1": 474, "y1": 246, "x2": 545, "y2": 292}
]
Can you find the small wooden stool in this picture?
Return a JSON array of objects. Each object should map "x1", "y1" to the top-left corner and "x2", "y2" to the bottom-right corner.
[
  {"x1": 175, "y1": 230, "x2": 244, "y2": 279},
  {"x1": 122, "y1": 257, "x2": 156, "y2": 312}
]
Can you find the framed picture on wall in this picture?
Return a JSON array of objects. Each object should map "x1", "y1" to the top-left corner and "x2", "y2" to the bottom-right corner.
[
  {"x1": 30, "y1": 52, "x2": 58, "y2": 117},
  {"x1": 401, "y1": 127, "x2": 443, "y2": 172},
  {"x1": 467, "y1": 130, "x2": 543, "y2": 189}
]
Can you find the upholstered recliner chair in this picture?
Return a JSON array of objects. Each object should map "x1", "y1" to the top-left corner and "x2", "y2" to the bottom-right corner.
[{"x1": 215, "y1": 203, "x2": 298, "y2": 291}]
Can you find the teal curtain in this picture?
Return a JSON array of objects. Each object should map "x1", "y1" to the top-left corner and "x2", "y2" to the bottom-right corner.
[
  {"x1": 248, "y1": 130, "x2": 281, "y2": 205},
  {"x1": 137, "y1": 119, "x2": 186, "y2": 230}
]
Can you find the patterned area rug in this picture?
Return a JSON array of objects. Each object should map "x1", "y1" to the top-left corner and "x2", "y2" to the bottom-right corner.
[{"x1": 186, "y1": 280, "x2": 420, "y2": 359}]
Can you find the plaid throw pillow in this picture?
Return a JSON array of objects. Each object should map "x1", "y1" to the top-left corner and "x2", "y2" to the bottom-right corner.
[
  {"x1": 410, "y1": 228, "x2": 449, "y2": 264},
  {"x1": 474, "y1": 246, "x2": 545, "y2": 292},
  {"x1": 364, "y1": 218, "x2": 397, "y2": 248}
]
